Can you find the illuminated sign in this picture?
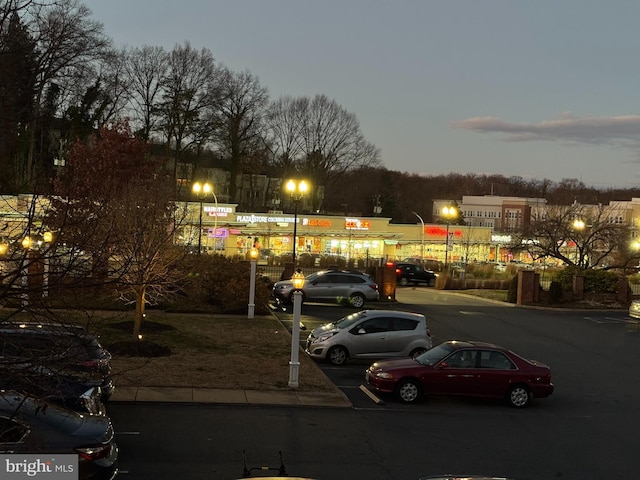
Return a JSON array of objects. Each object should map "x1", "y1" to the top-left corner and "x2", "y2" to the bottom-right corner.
[
  {"x1": 425, "y1": 227, "x2": 463, "y2": 238},
  {"x1": 345, "y1": 218, "x2": 370, "y2": 230},
  {"x1": 237, "y1": 214, "x2": 297, "y2": 223},
  {"x1": 491, "y1": 234, "x2": 512, "y2": 243},
  {"x1": 204, "y1": 206, "x2": 232, "y2": 218},
  {"x1": 303, "y1": 218, "x2": 332, "y2": 227},
  {"x1": 207, "y1": 228, "x2": 227, "y2": 238}
]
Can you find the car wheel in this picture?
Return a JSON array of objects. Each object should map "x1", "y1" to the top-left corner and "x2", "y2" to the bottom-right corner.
[
  {"x1": 410, "y1": 348, "x2": 427, "y2": 358},
  {"x1": 327, "y1": 346, "x2": 348, "y2": 365},
  {"x1": 396, "y1": 378, "x2": 422, "y2": 404},
  {"x1": 350, "y1": 293, "x2": 366, "y2": 308},
  {"x1": 399, "y1": 277, "x2": 409, "y2": 286},
  {"x1": 507, "y1": 384, "x2": 531, "y2": 408}
]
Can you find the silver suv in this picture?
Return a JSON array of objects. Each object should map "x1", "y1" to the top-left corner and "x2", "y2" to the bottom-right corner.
[
  {"x1": 272, "y1": 270, "x2": 379, "y2": 308},
  {"x1": 305, "y1": 310, "x2": 432, "y2": 365}
]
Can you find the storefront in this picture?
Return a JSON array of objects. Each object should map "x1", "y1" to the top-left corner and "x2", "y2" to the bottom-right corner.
[{"x1": 180, "y1": 202, "x2": 496, "y2": 266}]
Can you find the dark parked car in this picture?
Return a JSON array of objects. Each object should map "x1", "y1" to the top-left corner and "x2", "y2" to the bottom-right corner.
[
  {"x1": 393, "y1": 262, "x2": 437, "y2": 286},
  {"x1": 0, "y1": 322, "x2": 115, "y2": 400},
  {"x1": 0, "y1": 391, "x2": 118, "y2": 480},
  {"x1": 0, "y1": 368, "x2": 107, "y2": 416},
  {"x1": 365, "y1": 340, "x2": 554, "y2": 407},
  {"x1": 272, "y1": 269, "x2": 379, "y2": 308}
]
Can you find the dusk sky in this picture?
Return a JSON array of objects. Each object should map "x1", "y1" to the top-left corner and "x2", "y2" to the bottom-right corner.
[{"x1": 84, "y1": 0, "x2": 640, "y2": 189}]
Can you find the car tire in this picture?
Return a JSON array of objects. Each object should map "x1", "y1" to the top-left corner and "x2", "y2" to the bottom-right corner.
[
  {"x1": 410, "y1": 348, "x2": 427, "y2": 358},
  {"x1": 399, "y1": 277, "x2": 409, "y2": 286},
  {"x1": 327, "y1": 346, "x2": 348, "y2": 366},
  {"x1": 350, "y1": 293, "x2": 366, "y2": 308},
  {"x1": 507, "y1": 384, "x2": 531, "y2": 408},
  {"x1": 396, "y1": 378, "x2": 422, "y2": 404}
]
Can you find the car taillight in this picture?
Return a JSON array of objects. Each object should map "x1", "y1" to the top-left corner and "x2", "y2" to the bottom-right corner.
[
  {"x1": 75, "y1": 443, "x2": 112, "y2": 461},
  {"x1": 369, "y1": 285, "x2": 379, "y2": 291},
  {"x1": 395, "y1": 268, "x2": 401, "y2": 274}
]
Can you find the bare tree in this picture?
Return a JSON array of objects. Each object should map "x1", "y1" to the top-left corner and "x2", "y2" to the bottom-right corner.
[
  {"x1": 265, "y1": 95, "x2": 305, "y2": 178},
  {"x1": 156, "y1": 41, "x2": 218, "y2": 190},
  {"x1": 512, "y1": 203, "x2": 635, "y2": 269},
  {"x1": 123, "y1": 45, "x2": 168, "y2": 141},
  {"x1": 213, "y1": 67, "x2": 269, "y2": 202},
  {"x1": 297, "y1": 94, "x2": 380, "y2": 211},
  {"x1": 48, "y1": 123, "x2": 187, "y2": 339}
]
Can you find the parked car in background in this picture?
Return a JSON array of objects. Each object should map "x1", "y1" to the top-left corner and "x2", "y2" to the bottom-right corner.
[
  {"x1": 0, "y1": 391, "x2": 118, "y2": 480},
  {"x1": 305, "y1": 310, "x2": 432, "y2": 365},
  {"x1": 393, "y1": 262, "x2": 437, "y2": 286},
  {"x1": 629, "y1": 299, "x2": 640, "y2": 319},
  {"x1": 272, "y1": 269, "x2": 379, "y2": 308},
  {"x1": 365, "y1": 340, "x2": 554, "y2": 407},
  {"x1": 0, "y1": 321, "x2": 115, "y2": 400}
]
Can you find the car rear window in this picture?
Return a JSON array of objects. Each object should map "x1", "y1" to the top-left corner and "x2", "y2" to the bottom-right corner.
[{"x1": 393, "y1": 318, "x2": 419, "y2": 331}]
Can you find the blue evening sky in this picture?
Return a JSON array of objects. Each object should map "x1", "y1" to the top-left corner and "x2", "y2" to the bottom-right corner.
[{"x1": 84, "y1": 0, "x2": 640, "y2": 189}]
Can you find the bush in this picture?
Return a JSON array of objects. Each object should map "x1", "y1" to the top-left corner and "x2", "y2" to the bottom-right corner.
[
  {"x1": 549, "y1": 281, "x2": 563, "y2": 304},
  {"x1": 507, "y1": 275, "x2": 518, "y2": 303},
  {"x1": 554, "y1": 266, "x2": 620, "y2": 293},
  {"x1": 174, "y1": 254, "x2": 272, "y2": 314}
]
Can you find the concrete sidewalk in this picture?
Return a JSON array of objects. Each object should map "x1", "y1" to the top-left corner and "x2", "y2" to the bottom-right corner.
[{"x1": 109, "y1": 386, "x2": 352, "y2": 408}]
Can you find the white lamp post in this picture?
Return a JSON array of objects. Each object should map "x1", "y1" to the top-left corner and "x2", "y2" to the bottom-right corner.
[
  {"x1": 21, "y1": 236, "x2": 31, "y2": 307},
  {"x1": 192, "y1": 181, "x2": 214, "y2": 254},
  {"x1": 248, "y1": 248, "x2": 258, "y2": 319},
  {"x1": 288, "y1": 270, "x2": 305, "y2": 388},
  {"x1": 42, "y1": 231, "x2": 53, "y2": 298},
  {"x1": 412, "y1": 211, "x2": 425, "y2": 265}
]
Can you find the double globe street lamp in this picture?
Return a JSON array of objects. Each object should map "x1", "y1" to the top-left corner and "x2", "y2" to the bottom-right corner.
[
  {"x1": 441, "y1": 205, "x2": 458, "y2": 269},
  {"x1": 192, "y1": 181, "x2": 217, "y2": 255},
  {"x1": 285, "y1": 179, "x2": 309, "y2": 267}
]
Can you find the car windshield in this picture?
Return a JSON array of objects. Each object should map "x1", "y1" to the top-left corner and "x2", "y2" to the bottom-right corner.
[
  {"x1": 333, "y1": 311, "x2": 367, "y2": 329},
  {"x1": 414, "y1": 343, "x2": 456, "y2": 366}
]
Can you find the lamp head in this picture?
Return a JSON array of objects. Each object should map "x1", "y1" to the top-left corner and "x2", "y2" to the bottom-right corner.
[
  {"x1": 249, "y1": 248, "x2": 259, "y2": 260},
  {"x1": 292, "y1": 270, "x2": 305, "y2": 290}
]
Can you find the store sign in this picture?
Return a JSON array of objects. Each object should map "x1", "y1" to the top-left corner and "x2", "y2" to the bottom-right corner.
[
  {"x1": 236, "y1": 214, "x2": 296, "y2": 223},
  {"x1": 345, "y1": 218, "x2": 370, "y2": 230},
  {"x1": 204, "y1": 206, "x2": 232, "y2": 217},
  {"x1": 492, "y1": 234, "x2": 512, "y2": 243},
  {"x1": 303, "y1": 218, "x2": 332, "y2": 227},
  {"x1": 425, "y1": 227, "x2": 463, "y2": 238},
  {"x1": 207, "y1": 227, "x2": 227, "y2": 238}
]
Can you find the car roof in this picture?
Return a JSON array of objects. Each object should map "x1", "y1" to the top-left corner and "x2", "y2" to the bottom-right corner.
[
  {"x1": 356, "y1": 309, "x2": 426, "y2": 319},
  {"x1": 443, "y1": 340, "x2": 505, "y2": 350}
]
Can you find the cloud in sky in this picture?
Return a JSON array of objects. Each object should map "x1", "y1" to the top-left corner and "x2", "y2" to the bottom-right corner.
[{"x1": 450, "y1": 114, "x2": 640, "y2": 149}]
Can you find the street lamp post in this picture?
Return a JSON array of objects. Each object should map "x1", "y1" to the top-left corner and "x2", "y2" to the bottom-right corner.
[
  {"x1": 288, "y1": 270, "x2": 305, "y2": 388},
  {"x1": 572, "y1": 219, "x2": 586, "y2": 267},
  {"x1": 441, "y1": 206, "x2": 458, "y2": 269},
  {"x1": 42, "y1": 231, "x2": 53, "y2": 298},
  {"x1": 192, "y1": 181, "x2": 212, "y2": 255},
  {"x1": 247, "y1": 248, "x2": 258, "y2": 319},
  {"x1": 412, "y1": 211, "x2": 425, "y2": 265},
  {"x1": 21, "y1": 236, "x2": 31, "y2": 307},
  {"x1": 285, "y1": 179, "x2": 309, "y2": 267}
]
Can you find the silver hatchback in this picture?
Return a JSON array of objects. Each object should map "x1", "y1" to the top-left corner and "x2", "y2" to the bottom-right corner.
[{"x1": 305, "y1": 310, "x2": 432, "y2": 365}]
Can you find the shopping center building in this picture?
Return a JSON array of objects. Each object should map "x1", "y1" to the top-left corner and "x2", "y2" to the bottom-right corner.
[{"x1": 178, "y1": 201, "x2": 496, "y2": 266}]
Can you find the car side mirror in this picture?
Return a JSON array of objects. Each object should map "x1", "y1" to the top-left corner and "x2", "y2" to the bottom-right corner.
[{"x1": 438, "y1": 362, "x2": 449, "y2": 368}]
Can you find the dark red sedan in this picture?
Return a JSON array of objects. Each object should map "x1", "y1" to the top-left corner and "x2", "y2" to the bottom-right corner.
[{"x1": 365, "y1": 340, "x2": 554, "y2": 407}]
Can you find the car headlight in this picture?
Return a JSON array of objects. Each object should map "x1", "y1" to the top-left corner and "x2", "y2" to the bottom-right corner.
[
  {"x1": 313, "y1": 332, "x2": 337, "y2": 343},
  {"x1": 374, "y1": 371, "x2": 394, "y2": 379}
]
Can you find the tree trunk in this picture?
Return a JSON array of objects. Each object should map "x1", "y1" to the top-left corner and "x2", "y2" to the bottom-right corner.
[{"x1": 133, "y1": 286, "x2": 147, "y2": 340}]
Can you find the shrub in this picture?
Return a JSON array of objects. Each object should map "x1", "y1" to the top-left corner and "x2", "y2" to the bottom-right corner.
[
  {"x1": 554, "y1": 266, "x2": 620, "y2": 293},
  {"x1": 548, "y1": 281, "x2": 563, "y2": 304},
  {"x1": 507, "y1": 275, "x2": 518, "y2": 303}
]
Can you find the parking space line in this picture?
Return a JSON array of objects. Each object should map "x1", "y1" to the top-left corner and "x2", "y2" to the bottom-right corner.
[{"x1": 359, "y1": 384, "x2": 385, "y2": 405}]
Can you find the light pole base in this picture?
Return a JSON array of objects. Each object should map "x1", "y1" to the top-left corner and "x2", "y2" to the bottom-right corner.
[
  {"x1": 288, "y1": 361, "x2": 300, "y2": 388},
  {"x1": 248, "y1": 304, "x2": 255, "y2": 319}
]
